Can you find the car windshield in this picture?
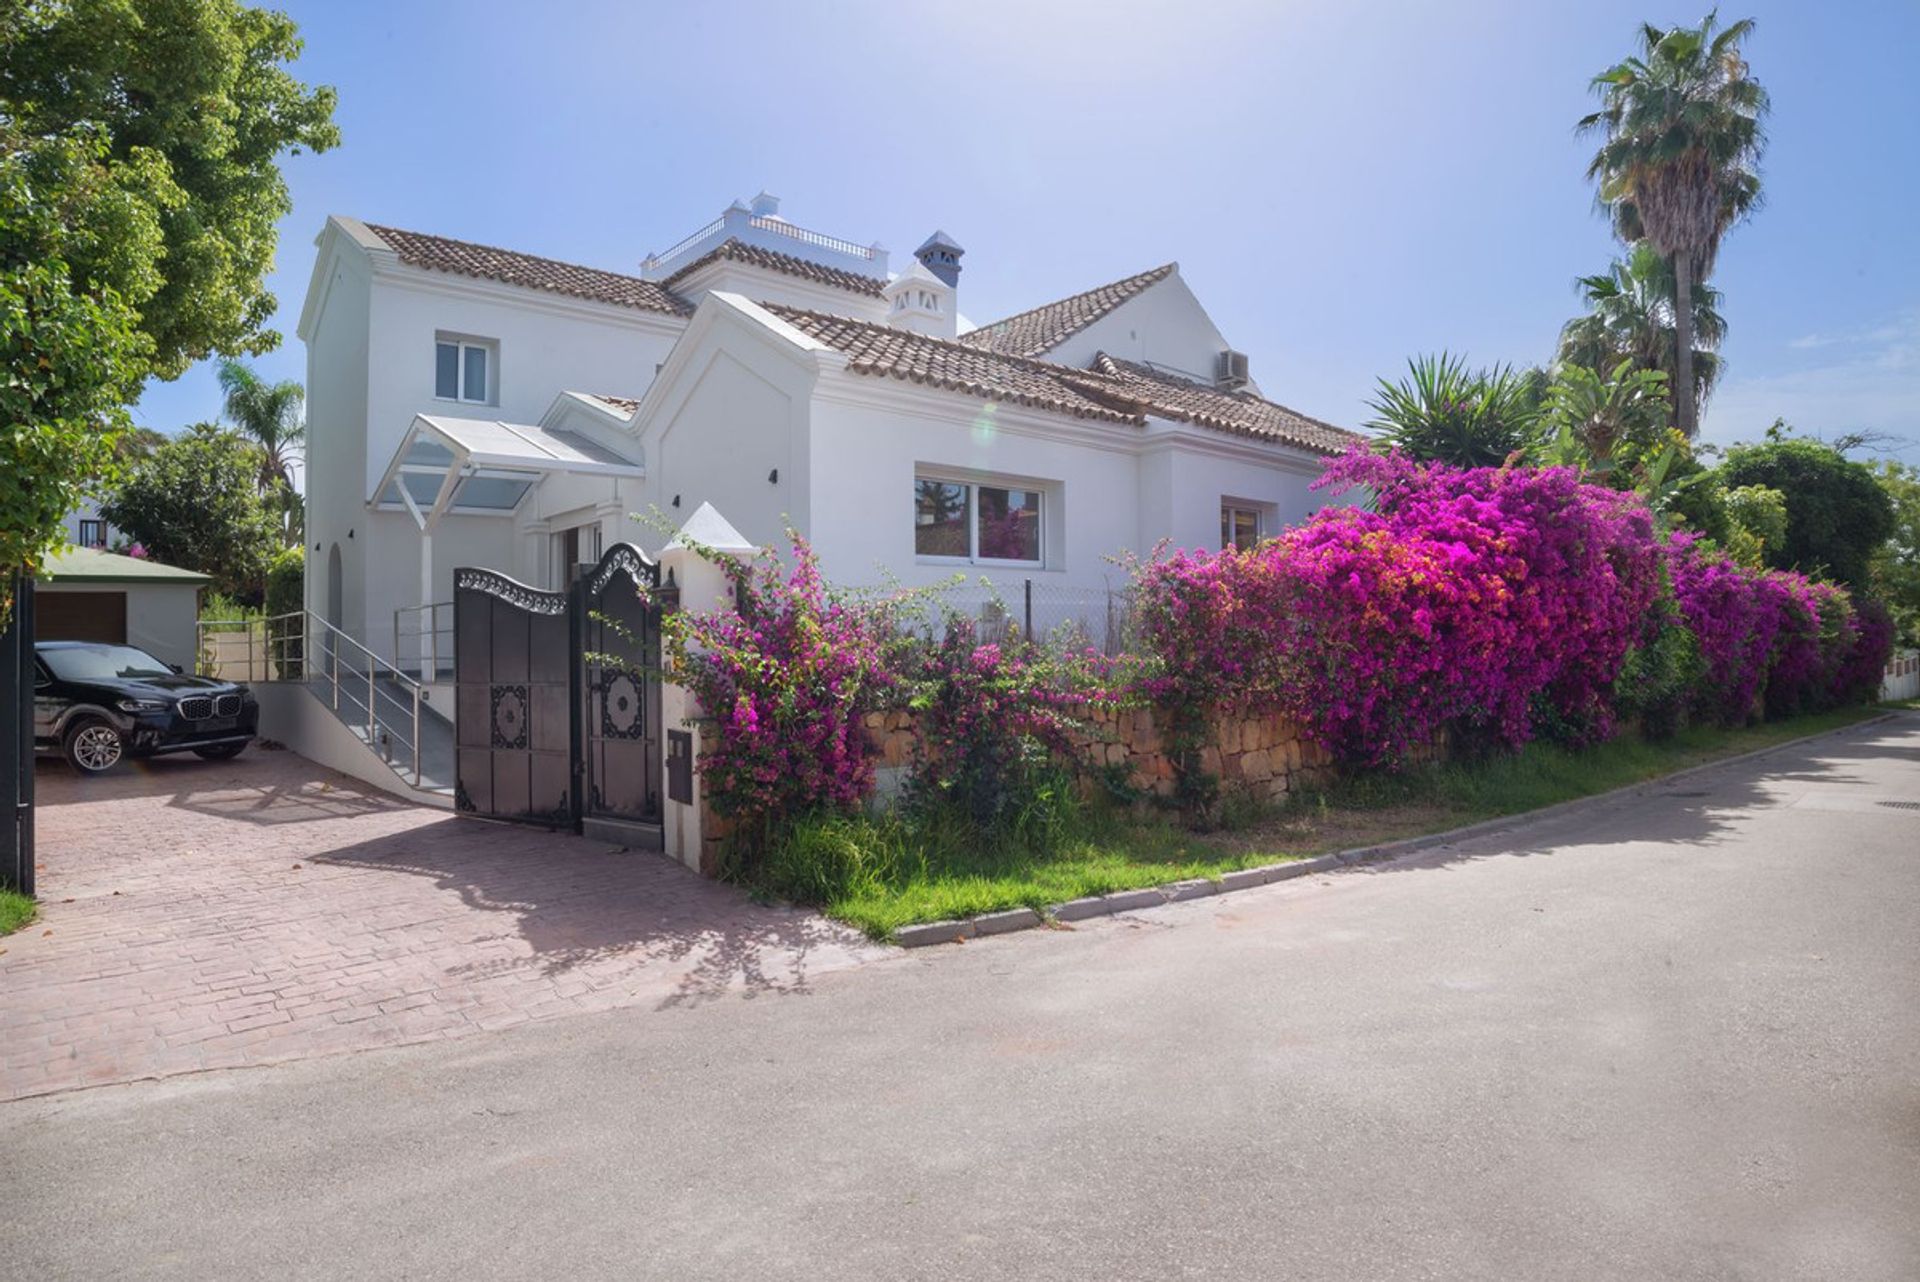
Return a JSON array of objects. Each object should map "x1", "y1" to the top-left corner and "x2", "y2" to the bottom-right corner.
[{"x1": 40, "y1": 645, "x2": 175, "y2": 681}]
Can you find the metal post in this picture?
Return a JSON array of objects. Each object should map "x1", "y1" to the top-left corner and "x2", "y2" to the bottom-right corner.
[
  {"x1": 330, "y1": 619, "x2": 340, "y2": 710},
  {"x1": 367, "y1": 660, "x2": 376, "y2": 743},
  {"x1": 412, "y1": 683, "x2": 423, "y2": 786},
  {"x1": 1024, "y1": 578, "x2": 1033, "y2": 645},
  {"x1": 393, "y1": 611, "x2": 402, "y2": 682},
  {"x1": 430, "y1": 604, "x2": 440, "y2": 682},
  {"x1": 3, "y1": 573, "x2": 35, "y2": 897}
]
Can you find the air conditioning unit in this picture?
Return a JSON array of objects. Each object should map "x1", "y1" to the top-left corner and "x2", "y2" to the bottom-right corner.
[{"x1": 1216, "y1": 349, "x2": 1250, "y2": 391}]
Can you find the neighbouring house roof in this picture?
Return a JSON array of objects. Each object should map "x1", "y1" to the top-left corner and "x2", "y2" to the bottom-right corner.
[
  {"x1": 44, "y1": 546, "x2": 209, "y2": 585},
  {"x1": 764, "y1": 305, "x2": 1146, "y2": 426},
  {"x1": 364, "y1": 223, "x2": 691, "y2": 317},
  {"x1": 664, "y1": 238, "x2": 888, "y2": 299},
  {"x1": 585, "y1": 393, "x2": 641, "y2": 414},
  {"x1": 958, "y1": 263, "x2": 1176, "y2": 358},
  {"x1": 1067, "y1": 355, "x2": 1361, "y2": 455}
]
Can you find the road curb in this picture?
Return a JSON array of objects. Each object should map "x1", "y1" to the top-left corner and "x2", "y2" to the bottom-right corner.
[{"x1": 892, "y1": 713, "x2": 1897, "y2": 949}]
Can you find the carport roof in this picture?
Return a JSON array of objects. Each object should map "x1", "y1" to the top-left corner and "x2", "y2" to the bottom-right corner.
[{"x1": 44, "y1": 546, "x2": 210, "y2": 584}]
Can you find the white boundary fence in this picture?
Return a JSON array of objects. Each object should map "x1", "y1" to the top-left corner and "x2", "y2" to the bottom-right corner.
[{"x1": 1885, "y1": 649, "x2": 1920, "y2": 703}]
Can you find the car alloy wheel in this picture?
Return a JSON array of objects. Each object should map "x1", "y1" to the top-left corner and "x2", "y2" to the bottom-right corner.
[{"x1": 69, "y1": 722, "x2": 124, "y2": 773}]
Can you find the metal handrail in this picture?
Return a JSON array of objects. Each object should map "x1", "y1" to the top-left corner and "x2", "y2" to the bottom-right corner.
[
  {"x1": 195, "y1": 610, "x2": 429, "y2": 788},
  {"x1": 393, "y1": 601, "x2": 453, "y2": 682}
]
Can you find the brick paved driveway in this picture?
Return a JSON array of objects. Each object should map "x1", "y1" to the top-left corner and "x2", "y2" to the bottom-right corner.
[{"x1": 1, "y1": 750, "x2": 883, "y2": 1100}]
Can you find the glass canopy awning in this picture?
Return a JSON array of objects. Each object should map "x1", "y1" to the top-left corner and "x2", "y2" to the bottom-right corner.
[{"x1": 371, "y1": 414, "x2": 642, "y2": 529}]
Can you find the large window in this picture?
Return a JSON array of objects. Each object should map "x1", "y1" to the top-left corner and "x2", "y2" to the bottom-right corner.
[
  {"x1": 1221, "y1": 503, "x2": 1261, "y2": 551},
  {"x1": 77, "y1": 518, "x2": 107, "y2": 547},
  {"x1": 915, "y1": 476, "x2": 1044, "y2": 566},
  {"x1": 435, "y1": 336, "x2": 494, "y2": 403}
]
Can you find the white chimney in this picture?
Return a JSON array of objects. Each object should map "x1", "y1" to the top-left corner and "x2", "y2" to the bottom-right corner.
[{"x1": 884, "y1": 260, "x2": 956, "y2": 340}]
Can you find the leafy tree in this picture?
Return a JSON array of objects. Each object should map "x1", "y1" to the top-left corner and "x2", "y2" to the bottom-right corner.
[
  {"x1": 1720, "y1": 483, "x2": 1787, "y2": 568},
  {"x1": 0, "y1": 0, "x2": 336, "y2": 624},
  {"x1": 1536, "y1": 360, "x2": 1670, "y2": 474},
  {"x1": 1717, "y1": 435, "x2": 1895, "y2": 586},
  {"x1": 1556, "y1": 241, "x2": 1725, "y2": 409},
  {"x1": 1868, "y1": 461, "x2": 1920, "y2": 645},
  {"x1": 100, "y1": 426, "x2": 281, "y2": 597},
  {"x1": 1581, "y1": 13, "x2": 1767, "y2": 439},
  {"x1": 1364, "y1": 353, "x2": 1544, "y2": 468}
]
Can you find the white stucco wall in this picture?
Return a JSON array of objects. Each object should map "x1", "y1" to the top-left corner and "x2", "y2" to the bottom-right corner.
[
  {"x1": 1040, "y1": 273, "x2": 1237, "y2": 387},
  {"x1": 300, "y1": 218, "x2": 686, "y2": 658},
  {"x1": 804, "y1": 374, "x2": 1146, "y2": 592}
]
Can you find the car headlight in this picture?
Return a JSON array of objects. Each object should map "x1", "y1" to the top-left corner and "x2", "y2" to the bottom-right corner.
[{"x1": 116, "y1": 698, "x2": 168, "y2": 712}]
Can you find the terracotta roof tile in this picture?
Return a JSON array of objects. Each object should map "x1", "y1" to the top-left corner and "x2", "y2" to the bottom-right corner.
[
  {"x1": 664, "y1": 238, "x2": 888, "y2": 299},
  {"x1": 958, "y1": 263, "x2": 1175, "y2": 358},
  {"x1": 1066, "y1": 355, "x2": 1360, "y2": 455},
  {"x1": 365, "y1": 224, "x2": 690, "y2": 317},
  {"x1": 763, "y1": 306, "x2": 1145, "y2": 426}
]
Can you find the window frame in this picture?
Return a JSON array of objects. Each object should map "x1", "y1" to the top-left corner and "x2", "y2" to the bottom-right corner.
[
  {"x1": 77, "y1": 518, "x2": 107, "y2": 546},
  {"x1": 1221, "y1": 503, "x2": 1263, "y2": 551},
  {"x1": 434, "y1": 335, "x2": 495, "y2": 405},
  {"x1": 914, "y1": 472, "x2": 1046, "y2": 569}
]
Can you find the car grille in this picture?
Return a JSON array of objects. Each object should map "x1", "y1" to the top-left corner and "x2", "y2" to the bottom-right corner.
[
  {"x1": 214, "y1": 693, "x2": 241, "y2": 717},
  {"x1": 178, "y1": 696, "x2": 213, "y2": 720}
]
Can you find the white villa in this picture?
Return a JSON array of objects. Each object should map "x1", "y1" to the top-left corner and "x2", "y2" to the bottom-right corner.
[{"x1": 297, "y1": 192, "x2": 1360, "y2": 665}]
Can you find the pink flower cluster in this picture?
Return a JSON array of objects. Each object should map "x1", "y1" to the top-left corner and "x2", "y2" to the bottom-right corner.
[
  {"x1": 669, "y1": 536, "x2": 895, "y2": 822},
  {"x1": 1137, "y1": 449, "x2": 1666, "y2": 767},
  {"x1": 1667, "y1": 534, "x2": 1888, "y2": 723}
]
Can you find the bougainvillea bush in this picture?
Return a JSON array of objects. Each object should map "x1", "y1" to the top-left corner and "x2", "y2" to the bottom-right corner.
[
  {"x1": 1137, "y1": 449, "x2": 1667, "y2": 766},
  {"x1": 663, "y1": 536, "x2": 900, "y2": 834},
  {"x1": 1665, "y1": 534, "x2": 1890, "y2": 725},
  {"x1": 886, "y1": 625, "x2": 1129, "y2": 842}
]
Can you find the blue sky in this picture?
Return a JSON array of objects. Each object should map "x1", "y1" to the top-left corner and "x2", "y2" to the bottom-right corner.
[{"x1": 136, "y1": 0, "x2": 1919, "y2": 461}]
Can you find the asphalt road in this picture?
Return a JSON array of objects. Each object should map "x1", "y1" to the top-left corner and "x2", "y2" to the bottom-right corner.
[{"x1": 5, "y1": 714, "x2": 1918, "y2": 1281}]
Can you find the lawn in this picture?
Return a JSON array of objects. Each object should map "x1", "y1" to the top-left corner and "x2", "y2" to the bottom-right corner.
[
  {"x1": 809, "y1": 705, "x2": 1887, "y2": 940},
  {"x1": 0, "y1": 887, "x2": 35, "y2": 937}
]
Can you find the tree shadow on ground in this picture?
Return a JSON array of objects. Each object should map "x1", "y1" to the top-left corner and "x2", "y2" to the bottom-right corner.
[
  {"x1": 309, "y1": 813, "x2": 877, "y2": 1008},
  {"x1": 1352, "y1": 716, "x2": 1911, "y2": 879}
]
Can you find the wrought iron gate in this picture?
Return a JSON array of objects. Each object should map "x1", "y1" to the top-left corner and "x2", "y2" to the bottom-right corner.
[
  {"x1": 452, "y1": 544, "x2": 664, "y2": 836},
  {"x1": 578, "y1": 546, "x2": 664, "y2": 832}
]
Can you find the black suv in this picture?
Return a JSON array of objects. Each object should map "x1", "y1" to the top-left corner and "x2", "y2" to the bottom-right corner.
[{"x1": 33, "y1": 641, "x2": 259, "y2": 775}]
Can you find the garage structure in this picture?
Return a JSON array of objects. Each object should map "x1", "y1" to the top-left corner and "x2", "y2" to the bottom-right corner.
[{"x1": 35, "y1": 548, "x2": 209, "y2": 672}]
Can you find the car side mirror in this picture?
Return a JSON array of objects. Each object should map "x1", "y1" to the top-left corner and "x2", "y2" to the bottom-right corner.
[{"x1": 169, "y1": 663, "x2": 184, "y2": 674}]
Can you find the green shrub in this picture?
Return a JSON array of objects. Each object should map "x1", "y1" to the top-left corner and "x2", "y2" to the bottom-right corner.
[
  {"x1": 760, "y1": 812, "x2": 917, "y2": 905},
  {"x1": 265, "y1": 544, "x2": 304, "y2": 617},
  {"x1": 1615, "y1": 604, "x2": 1705, "y2": 739}
]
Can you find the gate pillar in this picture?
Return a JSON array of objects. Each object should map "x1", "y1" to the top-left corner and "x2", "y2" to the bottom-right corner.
[{"x1": 658, "y1": 504, "x2": 761, "y2": 875}]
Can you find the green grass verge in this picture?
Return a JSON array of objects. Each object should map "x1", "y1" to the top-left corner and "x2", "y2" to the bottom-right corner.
[
  {"x1": 0, "y1": 887, "x2": 36, "y2": 937},
  {"x1": 795, "y1": 705, "x2": 1885, "y2": 941}
]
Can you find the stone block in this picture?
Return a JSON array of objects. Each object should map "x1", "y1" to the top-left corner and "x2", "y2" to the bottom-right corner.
[
  {"x1": 973, "y1": 907, "x2": 1044, "y2": 936},
  {"x1": 894, "y1": 919, "x2": 976, "y2": 948},
  {"x1": 1165, "y1": 878, "x2": 1221, "y2": 901},
  {"x1": 1242, "y1": 751, "x2": 1272, "y2": 783},
  {"x1": 1217, "y1": 867, "x2": 1272, "y2": 892},
  {"x1": 1098, "y1": 887, "x2": 1169, "y2": 913},
  {"x1": 1053, "y1": 896, "x2": 1116, "y2": 922}
]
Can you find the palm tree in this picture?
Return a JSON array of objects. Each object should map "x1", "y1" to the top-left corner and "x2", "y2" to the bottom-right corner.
[
  {"x1": 1556, "y1": 241, "x2": 1725, "y2": 408},
  {"x1": 1580, "y1": 12, "x2": 1767, "y2": 439},
  {"x1": 215, "y1": 358, "x2": 306, "y2": 494}
]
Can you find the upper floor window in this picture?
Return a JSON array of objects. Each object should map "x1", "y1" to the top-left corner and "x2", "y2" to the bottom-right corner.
[
  {"x1": 77, "y1": 518, "x2": 107, "y2": 547},
  {"x1": 1221, "y1": 504, "x2": 1261, "y2": 551},
  {"x1": 916, "y1": 475, "x2": 1044, "y2": 566},
  {"x1": 435, "y1": 335, "x2": 494, "y2": 404}
]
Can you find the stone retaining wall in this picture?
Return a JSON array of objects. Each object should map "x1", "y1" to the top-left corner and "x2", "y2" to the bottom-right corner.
[{"x1": 863, "y1": 703, "x2": 1350, "y2": 806}]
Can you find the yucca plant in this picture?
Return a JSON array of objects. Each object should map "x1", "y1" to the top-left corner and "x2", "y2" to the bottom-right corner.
[{"x1": 1364, "y1": 353, "x2": 1544, "y2": 468}]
